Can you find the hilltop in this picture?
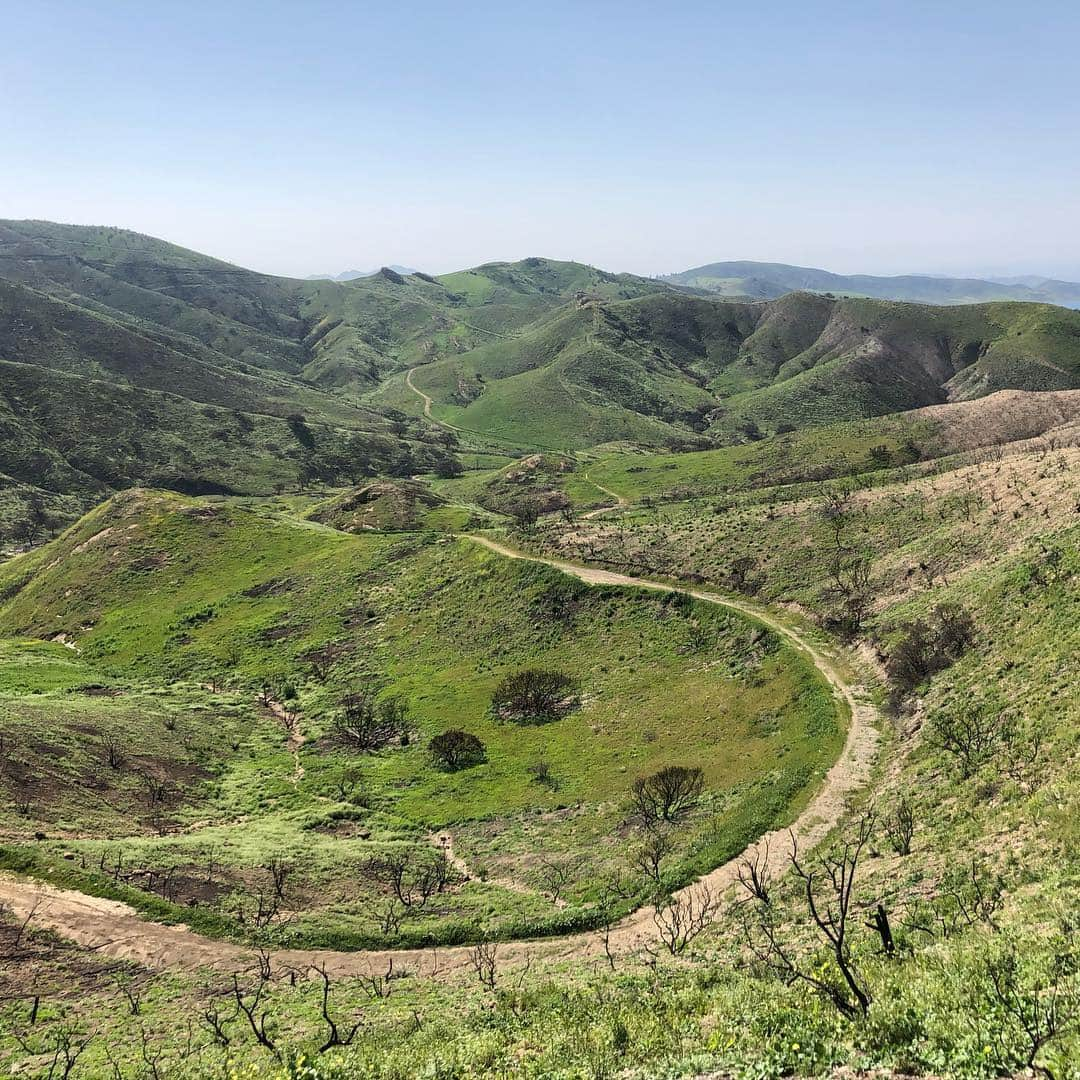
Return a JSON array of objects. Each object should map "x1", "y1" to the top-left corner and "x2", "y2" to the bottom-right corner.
[{"x1": 0, "y1": 222, "x2": 686, "y2": 536}]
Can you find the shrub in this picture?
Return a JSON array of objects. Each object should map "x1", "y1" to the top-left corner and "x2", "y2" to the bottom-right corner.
[
  {"x1": 492, "y1": 668, "x2": 579, "y2": 724},
  {"x1": 929, "y1": 704, "x2": 1011, "y2": 778},
  {"x1": 429, "y1": 730, "x2": 486, "y2": 771},
  {"x1": 631, "y1": 765, "x2": 704, "y2": 826},
  {"x1": 887, "y1": 603, "x2": 976, "y2": 704},
  {"x1": 332, "y1": 689, "x2": 412, "y2": 751}
]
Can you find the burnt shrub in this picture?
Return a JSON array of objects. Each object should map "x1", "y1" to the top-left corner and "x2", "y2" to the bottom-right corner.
[
  {"x1": 631, "y1": 765, "x2": 705, "y2": 826},
  {"x1": 429, "y1": 730, "x2": 486, "y2": 771},
  {"x1": 886, "y1": 603, "x2": 976, "y2": 705},
  {"x1": 491, "y1": 668, "x2": 580, "y2": 725}
]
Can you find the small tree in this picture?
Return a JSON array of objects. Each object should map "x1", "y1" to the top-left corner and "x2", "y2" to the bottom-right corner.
[
  {"x1": 508, "y1": 497, "x2": 542, "y2": 530},
  {"x1": 333, "y1": 689, "x2": 413, "y2": 751},
  {"x1": 631, "y1": 765, "x2": 704, "y2": 826},
  {"x1": 929, "y1": 705, "x2": 1008, "y2": 778},
  {"x1": 884, "y1": 797, "x2": 916, "y2": 855},
  {"x1": 429, "y1": 730, "x2": 486, "y2": 771},
  {"x1": 653, "y1": 884, "x2": 721, "y2": 955},
  {"x1": 491, "y1": 668, "x2": 579, "y2": 724},
  {"x1": 631, "y1": 826, "x2": 673, "y2": 891}
]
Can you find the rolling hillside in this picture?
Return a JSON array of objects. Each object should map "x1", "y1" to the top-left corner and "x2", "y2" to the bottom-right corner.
[
  {"x1": 406, "y1": 289, "x2": 1080, "y2": 448},
  {"x1": 5, "y1": 220, "x2": 1080, "y2": 542},
  {"x1": 0, "y1": 222, "x2": 702, "y2": 535}
]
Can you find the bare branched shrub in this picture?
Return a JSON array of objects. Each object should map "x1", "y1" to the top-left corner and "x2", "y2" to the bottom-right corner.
[
  {"x1": 631, "y1": 827, "x2": 673, "y2": 892},
  {"x1": 535, "y1": 854, "x2": 586, "y2": 905},
  {"x1": 884, "y1": 797, "x2": 916, "y2": 856},
  {"x1": 975, "y1": 938, "x2": 1079, "y2": 1080},
  {"x1": 492, "y1": 668, "x2": 579, "y2": 724},
  {"x1": 744, "y1": 815, "x2": 876, "y2": 1019},
  {"x1": 929, "y1": 705, "x2": 1010, "y2": 778},
  {"x1": 14, "y1": 1018, "x2": 94, "y2": 1079},
  {"x1": 333, "y1": 689, "x2": 412, "y2": 750},
  {"x1": 265, "y1": 857, "x2": 292, "y2": 901},
  {"x1": 470, "y1": 941, "x2": 498, "y2": 990},
  {"x1": 652, "y1": 884, "x2": 721, "y2": 955},
  {"x1": 311, "y1": 964, "x2": 362, "y2": 1052},
  {"x1": 942, "y1": 857, "x2": 1005, "y2": 933},
  {"x1": 231, "y1": 973, "x2": 277, "y2": 1055},
  {"x1": 887, "y1": 603, "x2": 976, "y2": 705},
  {"x1": 359, "y1": 957, "x2": 395, "y2": 1001},
  {"x1": 736, "y1": 839, "x2": 772, "y2": 904},
  {"x1": 363, "y1": 848, "x2": 453, "y2": 909}
]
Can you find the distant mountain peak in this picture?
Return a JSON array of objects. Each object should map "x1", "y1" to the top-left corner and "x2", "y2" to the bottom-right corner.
[{"x1": 306, "y1": 264, "x2": 419, "y2": 282}]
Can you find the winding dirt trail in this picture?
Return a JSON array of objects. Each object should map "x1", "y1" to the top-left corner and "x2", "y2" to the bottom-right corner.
[
  {"x1": 266, "y1": 698, "x2": 305, "y2": 784},
  {"x1": 405, "y1": 366, "x2": 437, "y2": 420},
  {"x1": 581, "y1": 472, "x2": 629, "y2": 519},
  {"x1": 0, "y1": 536, "x2": 879, "y2": 979}
]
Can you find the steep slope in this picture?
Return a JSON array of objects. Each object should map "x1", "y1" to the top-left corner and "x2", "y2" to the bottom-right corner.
[
  {"x1": 0, "y1": 276, "x2": 460, "y2": 540},
  {"x1": 666, "y1": 258, "x2": 1080, "y2": 307},
  {"x1": 406, "y1": 290, "x2": 1080, "y2": 448},
  {"x1": 0, "y1": 223, "x2": 687, "y2": 394}
]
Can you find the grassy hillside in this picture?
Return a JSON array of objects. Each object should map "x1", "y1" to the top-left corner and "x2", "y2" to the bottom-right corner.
[
  {"x1": 5, "y1": 221, "x2": 1080, "y2": 538},
  {"x1": 402, "y1": 288, "x2": 1080, "y2": 450},
  {"x1": 0, "y1": 422, "x2": 1076, "y2": 1077},
  {"x1": 0, "y1": 222, "x2": 704, "y2": 534},
  {"x1": 0, "y1": 491, "x2": 838, "y2": 954}
]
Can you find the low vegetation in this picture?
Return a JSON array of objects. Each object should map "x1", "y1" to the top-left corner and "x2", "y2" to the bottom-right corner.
[{"x1": 0, "y1": 221, "x2": 1077, "y2": 1078}]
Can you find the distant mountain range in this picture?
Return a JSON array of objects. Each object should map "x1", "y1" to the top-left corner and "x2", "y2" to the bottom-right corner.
[
  {"x1": 306, "y1": 265, "x2": 419, "y2": 281},
  {"x1": 662, "y1": 260, "x2": 1080, "y2": 308}
]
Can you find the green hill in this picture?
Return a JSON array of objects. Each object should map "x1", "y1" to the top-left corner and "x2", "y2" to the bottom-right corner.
[
  {"x1": 5, "y1": 219, "x2": 1080, "y2": 541},
  {"x1": 406, "y1": 289, "x2": 1080, "y2": 448}
]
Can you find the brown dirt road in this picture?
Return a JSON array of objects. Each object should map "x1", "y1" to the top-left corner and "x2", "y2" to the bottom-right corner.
[{"x1": 0, "y1": 535, "x2": 879, "y2": 980}]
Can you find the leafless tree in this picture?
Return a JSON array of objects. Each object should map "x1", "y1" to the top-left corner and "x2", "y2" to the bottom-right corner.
[
  {"x1": 14, "y1": 1018, "x2": 94, "y2": 1079},
  {"x1": 631, "y1": 766, "x2": 704, "y2": 827},
  {"x1": 744, "y1": 816, "x2": 876, "y2": 1019},
  {"x1": 884, "y1": 797, "x2": 916, "y2": 856},
  {"x1": 265, "y1": 858, "x2": 291, "y2": 901},
  {"x1": 333, "y1": 689, "x2": 412, "y2": 750},
  {"x1": 652, "y1": 884, "x2": 722, "y2": 955},
  {"x1": 359, "y1": 957, "x2": 395, "y2": 1001},
  {"x1": 470, "y1": 941, "x2": 498, "y2": 990},
  {"x1": 363, "y1": 849, "x2": 452, "y2": 909},
  {"x1": 736, "y1": 840, "x2": 772, "y2": 905},
  {"x1": 942, "y1": 857, "x2": 1005, "y2": 933},
  {"x1": 980, "y1": 942, "x2": 1079, "y2": 1080},
  {"x1": 102, "y1": 736, "x2": 126, "y2": 771},
  {"x1": 929, "y1": 706, "x2": 1008, "y2": 778},
  {"x1": 631, "y1": 827, "x2": 673, "y2": 891},
  {"x1": 492, "y1": 668, "x2": 579, "y2": 723},
  {"x1": 311, "y1": 964, "x2": 363, "y2": 1052},
  {"x1": 231, "y1": 973, "x2": 277, "y2": 1055},
  {"x1": 200, "y1": 995, "x2": 236, "y2": 1047},
  {"x1": 535, "y1": 854, "x2": 586, "y2": 905}
]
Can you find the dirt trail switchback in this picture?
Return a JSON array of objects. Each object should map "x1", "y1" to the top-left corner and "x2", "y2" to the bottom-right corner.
[{"x1": 0, "y1": 535, "x2": 879, "y2": 979}]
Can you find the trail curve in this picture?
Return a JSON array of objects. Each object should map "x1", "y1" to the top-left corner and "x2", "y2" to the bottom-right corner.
[{"x1": 0, "y1": 536, "x2": 879, "y2": 978}]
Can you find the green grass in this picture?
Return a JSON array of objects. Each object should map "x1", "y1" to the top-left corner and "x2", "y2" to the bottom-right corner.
[{"x1": 0, "y1": 490, "x2": 841, "y2": 947}]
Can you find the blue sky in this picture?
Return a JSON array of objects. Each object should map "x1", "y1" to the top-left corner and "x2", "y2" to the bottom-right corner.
[{"x1": 3, "y1": 0, "x2": 1078, "y2": 278}]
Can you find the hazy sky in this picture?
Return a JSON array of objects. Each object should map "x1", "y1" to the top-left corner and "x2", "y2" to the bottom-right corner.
[{"x1": 4, "y1": 0, "x2": 1079, "y2": 279}]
